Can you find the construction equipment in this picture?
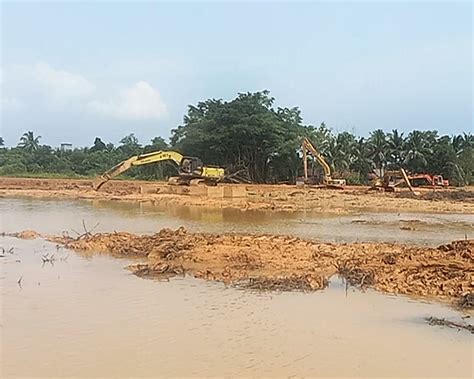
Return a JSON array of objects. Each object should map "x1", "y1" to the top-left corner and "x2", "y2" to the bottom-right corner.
[
  {"x1": 370, "y1": 168, "x2": 419, "y2": 195},
  {"x1": 301, "y1": 137, "x2": 346, "y2": 187},
  {"x1": 93, "y1": 150, "x2": 225, "y2": 190},
  {"x1": 408, "y1": 174, "x2": 449, "y2": 188}
]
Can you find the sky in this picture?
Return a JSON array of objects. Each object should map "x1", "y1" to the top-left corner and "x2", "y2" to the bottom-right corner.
[{"x1": 0, "y1": 1, "x2": 472, "y2": 147}]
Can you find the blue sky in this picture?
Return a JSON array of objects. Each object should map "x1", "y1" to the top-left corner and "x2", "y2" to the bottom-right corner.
[{"x1": 1, "y1": 1, "x2": 472, "y2": 147}]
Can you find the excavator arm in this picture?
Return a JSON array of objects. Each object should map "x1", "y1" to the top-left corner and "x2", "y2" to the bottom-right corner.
[
  {"x1": 92, "y1": 150, "x2": 184, "y2": 190},
  {"x1": 301, "y1": 137, "x2": 346, "y2": 187},
  {"x1": 302, "y1": 137, "x2": 333, "y2": 180}
]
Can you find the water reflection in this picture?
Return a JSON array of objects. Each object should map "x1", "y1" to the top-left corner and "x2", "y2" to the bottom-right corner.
[{"x1": 1, "y1": 198, "x2": 471, "y2": 245}]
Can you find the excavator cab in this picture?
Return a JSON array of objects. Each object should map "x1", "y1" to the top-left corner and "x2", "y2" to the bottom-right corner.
[
  {"x1": 174, "y1": 156, "x2": 224, "y2": 185},
  {"x1": 178, "y1": 156, "x2": 204, "y2": 177},
  {"x1": 93, "y1": 150, "x2": 225, "y2": 190}
]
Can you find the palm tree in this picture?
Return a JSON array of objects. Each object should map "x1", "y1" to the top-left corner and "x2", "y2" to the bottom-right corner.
[
  {"x1": 333, "y1": 132, "x2": 357, "y2": 172},
  {"x1": 368, "y1": 129, "x2": 388, "y2": 175},
  {"x1": 404, "y1": 130, "x2": 432, "y2": 173},
  {"x1": 350, "y1": 137, "x2": 373, "y2": 181},
  {"x1": 451, "y1": 133, "x2": 474, "y2": 185},
  {"x1": 18, "y1": 131, "x2": 41, "y2": 152},
  {"x1": 452, "y1": 133, "x2": 473, "y2": 156},
  {"x1": 387, "y1": 129, "x2": 405, "y2": 169}
]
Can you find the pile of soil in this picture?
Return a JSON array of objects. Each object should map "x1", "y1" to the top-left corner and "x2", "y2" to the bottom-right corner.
[
  {"x1": 14, "y1": 227, "x2": 473, "y2": 308},
  {"x1": 396, "y1": 189, "x2": 474, "y2": 203}
]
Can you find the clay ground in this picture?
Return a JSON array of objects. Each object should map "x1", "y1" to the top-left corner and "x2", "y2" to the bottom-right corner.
[{"x1": 0, "y1": 176, "x2": 473, "y2": 214}]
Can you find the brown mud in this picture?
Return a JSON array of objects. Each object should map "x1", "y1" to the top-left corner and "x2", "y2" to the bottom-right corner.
[
  {"x1": 9, "y1": 227, "x2": 474, "y2": 309},
  {"x1": 1, "y1": 177, "x2": 473, "y2": 214}
]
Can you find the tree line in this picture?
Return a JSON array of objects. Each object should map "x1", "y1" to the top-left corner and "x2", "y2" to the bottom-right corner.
[{"x1": 0, "y1": 91, "x2": 472, "y2": 185}]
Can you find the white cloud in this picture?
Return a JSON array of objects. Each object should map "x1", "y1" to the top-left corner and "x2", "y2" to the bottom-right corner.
[
  {"x1": 32, "y1": 62, "x2": 95, "y2": 99},
  {"x1": 88, "y1": 81, "x2": 167, "y2": 120},
  {"x1": 1, "y1": 62, "x2": 95, "y2": 111},
  {"x1": 0, "y1": 97, "x2": 23, "y2": 111},
  {"x1": 2, "y1": 63, "x2": 167, "y2": 120}
]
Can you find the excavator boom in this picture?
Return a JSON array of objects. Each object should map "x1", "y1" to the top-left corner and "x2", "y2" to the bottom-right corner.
[
  {"x1": 93, "y1": 150, "x2": 224, "y2": 190},
  {"x1": 302, "y1": 137, "x2": 332, "y2": 180},
  {"x1": 302, "y1": 137, "x2": 346, "y2": 187},
  {"x1": 370, "y1": 168, "x2": 419, "y2": 196}
]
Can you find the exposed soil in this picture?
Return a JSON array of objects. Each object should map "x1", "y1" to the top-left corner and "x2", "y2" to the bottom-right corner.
[
  {"x1": 0, "y1": 177, "x2": 473, "y2": 214},
  {"x1": 9, "y1": 227, "x2": 474, "y2": 308}
]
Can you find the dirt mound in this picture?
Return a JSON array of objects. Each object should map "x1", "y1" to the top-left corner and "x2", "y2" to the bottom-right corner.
[
  {"x1": 397, "y1": 189, "x2": 474, "y2": 203},
  {"x1": 13, "y1": 227, "x2": 468, "y2": 307},
  {"x1": 60, "y1": 227, "x2": 197, "y2": 258},
  {"x1": 7, "y1": 230, "x2": 42, "y2": 239}
]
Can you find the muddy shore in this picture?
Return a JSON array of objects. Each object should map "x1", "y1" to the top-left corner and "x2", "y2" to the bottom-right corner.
[
  {"x1": 0, "y1": 177, "x2": 473, "y2": 214},
  {"x1": 10, "y1": 228, "x2": 474, "y2": 309}
]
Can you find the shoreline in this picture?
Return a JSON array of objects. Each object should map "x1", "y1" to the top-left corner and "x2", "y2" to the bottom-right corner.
[{"x1": 1, "y1": 177, "x2": 473, "y2": 214}]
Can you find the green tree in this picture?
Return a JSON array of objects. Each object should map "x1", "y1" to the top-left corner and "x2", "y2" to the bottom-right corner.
[
  {"x1": 0, "y1": 137, "x2": 4, "y2": 146},
  {"x1": 118, "y1": 133, "x2": 142, "y2": 158},
  {"x1": 140, "y1": 137, "x2": 172, "y2": 180},
  {"x1": 452, "y1": 133, "x2": 474, "y2": 185},
  {"x1": 146, "y1": 136, "x2": 168, "y2": 152},
  {"x1": 427, "y1": 135, "x2": 459, "y2": 183},
  {"x1": 90, "y1": 137, "x2": 107, "y2": 152},
  {"x1": 333, "y1": 131, "x2": 357, "y2": 172},
  {"x1": 387, "y1": 129, "x2": 405, "y2": 169},
  {"x1": 350, "y1": 137, "x2": 373, "y2": 183},
  {"x1": 18, "y1": 131, "x2": 41, "y2": 152},
  {"x1": 368, "y1": 129, "x2": 387, "y2": 174},
  {"x1": 404, "y1": 130, "x2": 432, "y2": 173},
  {"x1": 120, "y1": 133, "x2": 139, "y2": 146},
  {"x1": 171, "y1": 91, "x2": 306, "y2": 183}
]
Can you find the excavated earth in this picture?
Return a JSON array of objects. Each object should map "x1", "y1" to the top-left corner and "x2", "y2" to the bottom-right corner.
[
  {"x1": 9, "y1": 228, "x2": 474, "y2": 309},
  {"x1": 0, "y1": 177, "x2": 473, "y2": 214}
]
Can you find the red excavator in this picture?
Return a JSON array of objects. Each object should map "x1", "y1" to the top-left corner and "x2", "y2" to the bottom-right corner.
[{"x1": 408, "y1": 174, "x2": 449, "y2": 188}]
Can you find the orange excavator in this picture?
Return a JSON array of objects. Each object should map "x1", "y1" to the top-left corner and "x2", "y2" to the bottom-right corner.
[{"x1": 408, "y1": 174, "x2": 449, "y2": 188}]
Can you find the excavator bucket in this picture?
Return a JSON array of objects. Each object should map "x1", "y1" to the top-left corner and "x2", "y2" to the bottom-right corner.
[{"x1": 92, "y1": 175, "x2": 109, "y2": 191}]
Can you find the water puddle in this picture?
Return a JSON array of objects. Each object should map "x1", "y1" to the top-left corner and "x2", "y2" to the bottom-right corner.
[
  {"x1": 1, "y1": 198, "x2": 473, "y2": 377},
  {"x1": 1, "y1": 198, "x2": 472, "y2": 245}
]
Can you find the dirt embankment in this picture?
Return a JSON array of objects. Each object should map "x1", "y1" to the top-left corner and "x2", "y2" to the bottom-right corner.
[
  {"x1": 10, "y1": 228, "x2": 474, "y2": 309},
  {"x1": 0, "y1": 177, "x2": 473, "y2": 214}
]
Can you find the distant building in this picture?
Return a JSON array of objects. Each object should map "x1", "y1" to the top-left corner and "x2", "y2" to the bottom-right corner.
[{"x1": 60, "y1": 143, "x2": 73, "y2": 151}]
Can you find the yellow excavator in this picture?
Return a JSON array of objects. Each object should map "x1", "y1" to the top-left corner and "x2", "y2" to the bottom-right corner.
[
  {"x1": 93, "y1": 150, "x2": 225, "y2": 190},
  {"x1": 370, "y1": 168, "x2": 419, "y2": 196},
  {"x1": 302, "y1": 137, "x2": 346, "y2": 187}
]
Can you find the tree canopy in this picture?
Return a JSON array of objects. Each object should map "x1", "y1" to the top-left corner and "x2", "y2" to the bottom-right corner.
[
  {"x1": 170, "y1": 91, "x2": 306, "y2": 183},
  {"x1": 0, "y1": 91, "x2": 472, "y2": 185}
]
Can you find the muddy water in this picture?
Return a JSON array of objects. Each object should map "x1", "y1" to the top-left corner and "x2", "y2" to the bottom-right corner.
[
  {"x1": 1, "y1": 197, "x2": 473, "y2": 245},
  {"x1": 1, "y1": 198, "x2": 473, "y2": 377}
]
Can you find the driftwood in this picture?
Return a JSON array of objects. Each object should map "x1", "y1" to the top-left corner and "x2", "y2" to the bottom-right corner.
[{"x1": 426, "y1": 317, "x2": 474, "y2": 334}]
